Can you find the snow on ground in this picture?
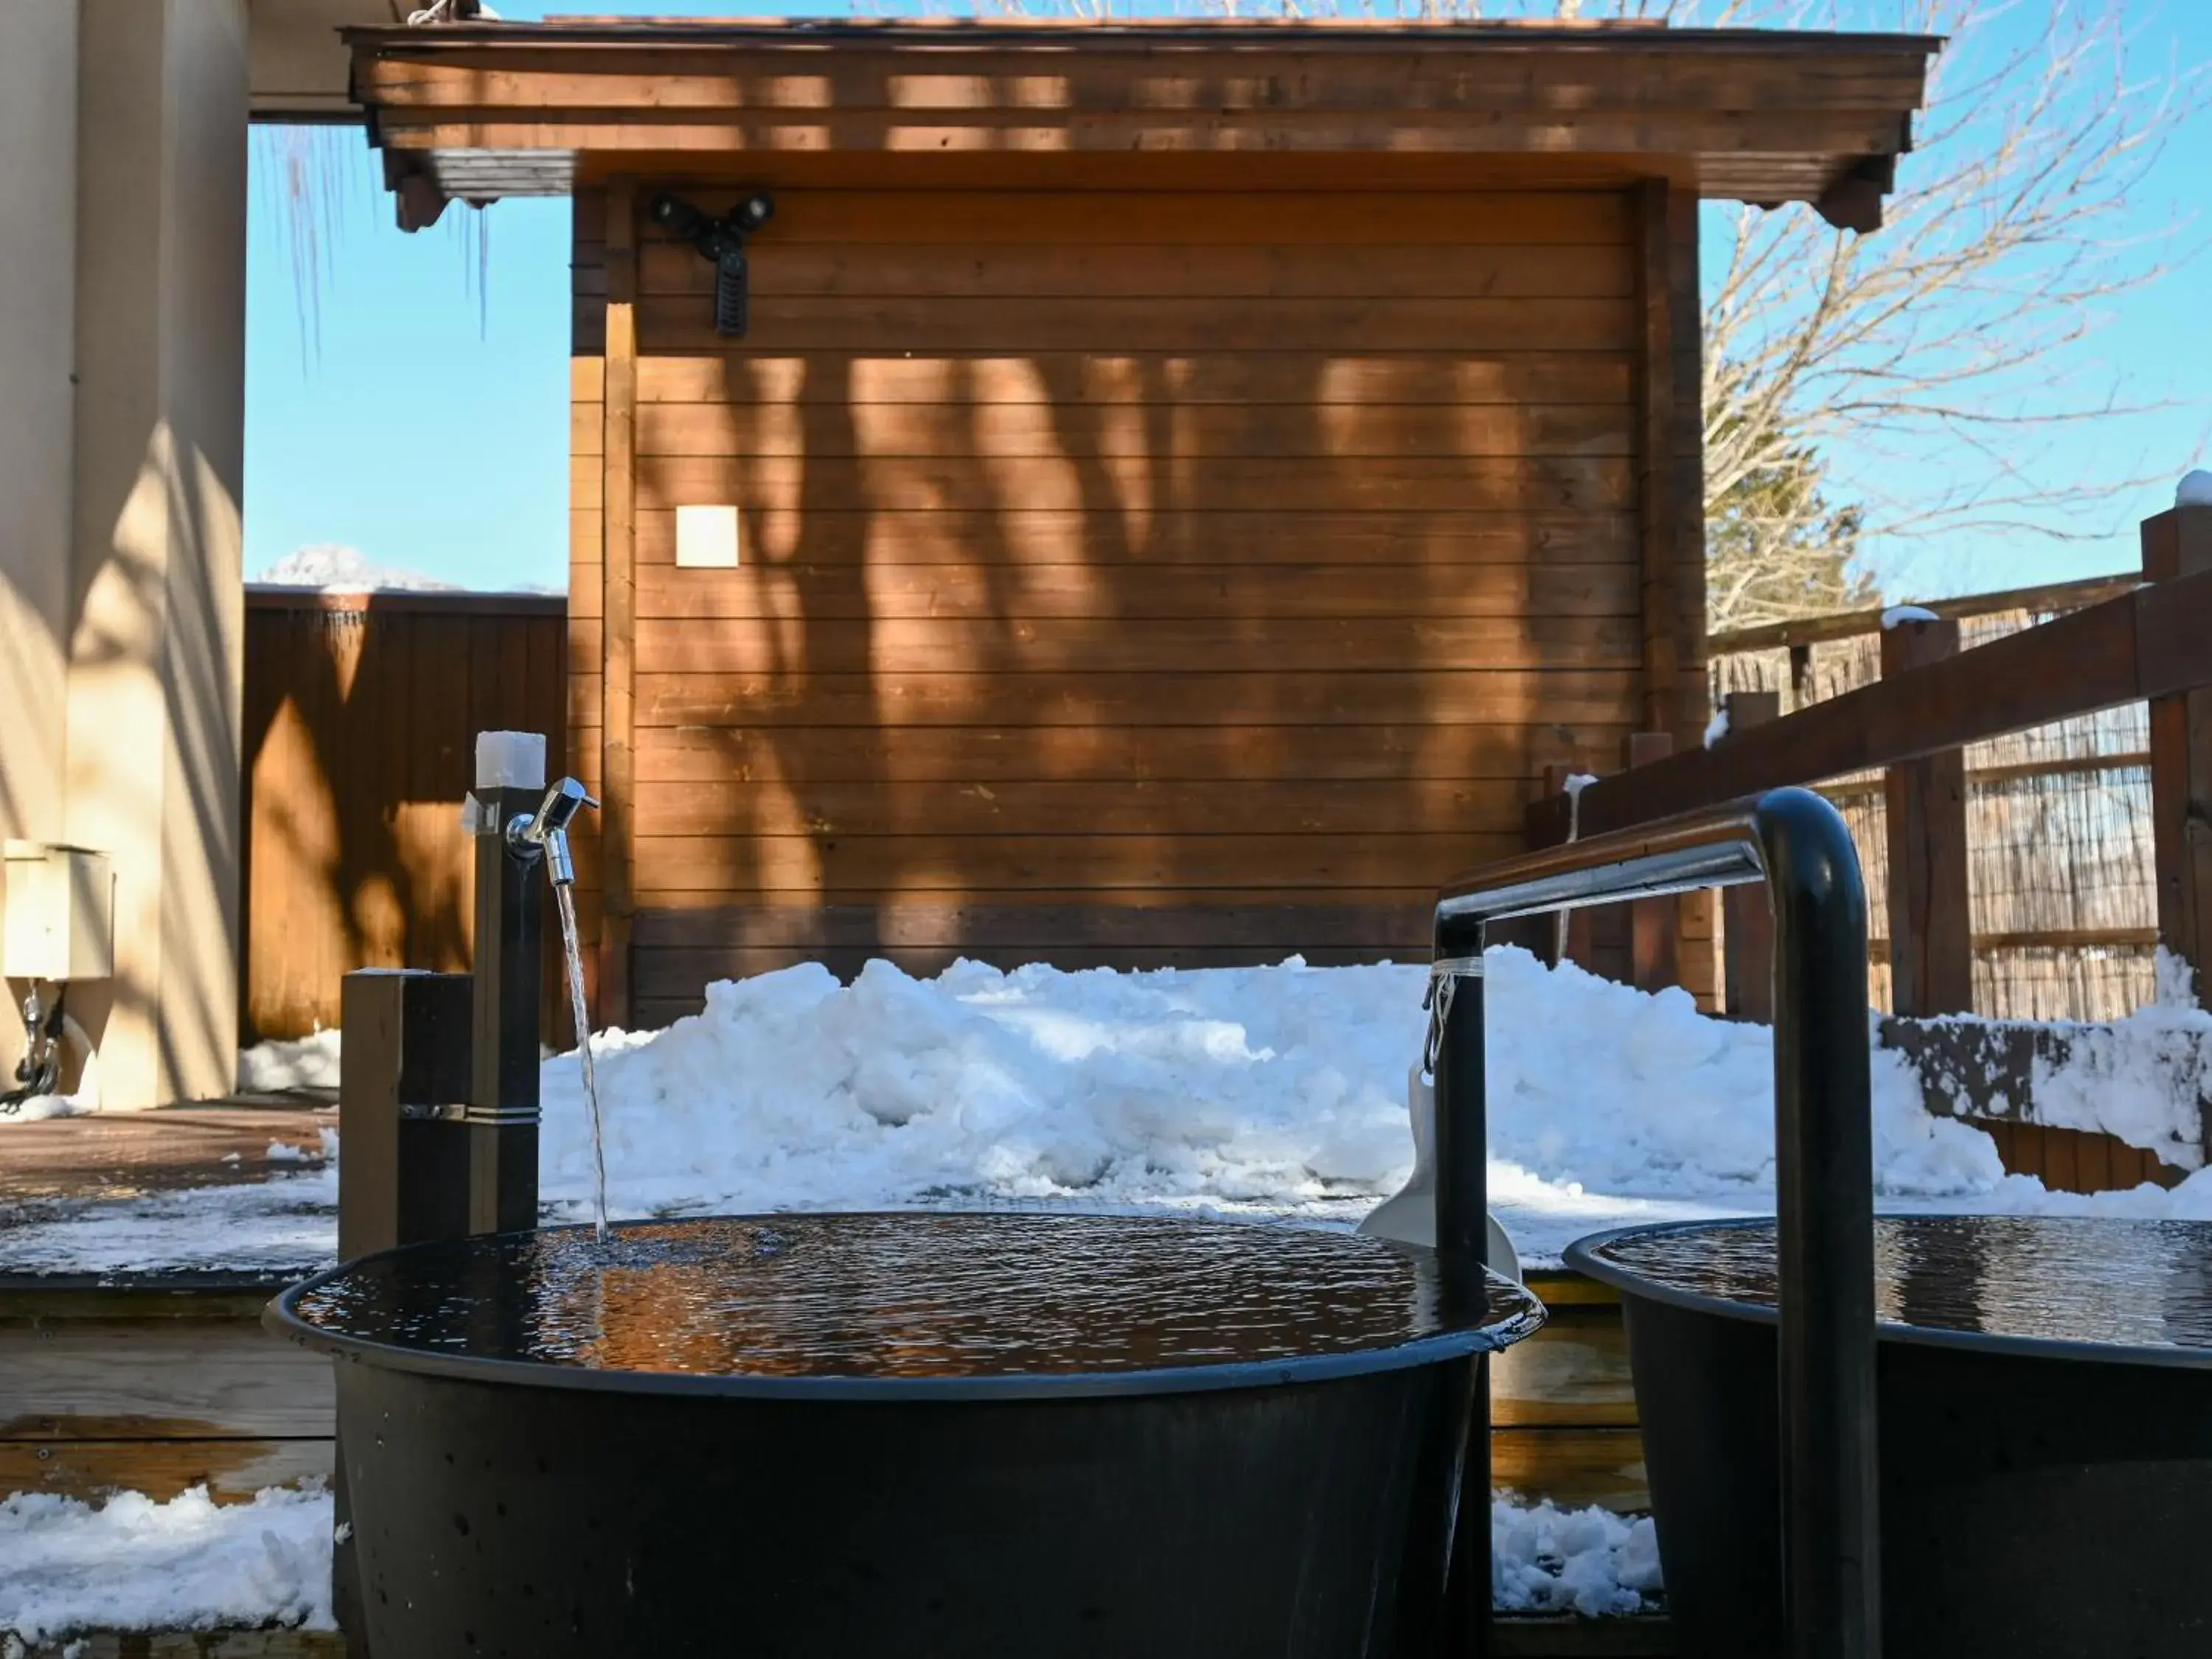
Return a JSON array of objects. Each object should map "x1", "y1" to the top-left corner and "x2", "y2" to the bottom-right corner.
[
  {"x1": 25, "y1": 946, "x2": 2212, "y2": 1276},
  {"x1": 0, "y1": 1093, "x2": 88, "y2": 1124},
  {"x1": 235, "y1": 1029, "x2": 341, "y2": 1094},
  {"x1": 1494, "y1": 1499, "x2": 1663, "y2": 1618},
  {"x1": 0, "y1": 1486, "x2": 333, "y2": 1644},
  {"x1": 0, "y1": 1147, "x2": 338, "y2": 1278},
  {"x1": 0, "y1": 1484, "x2": 1638, "y2": 1641}
]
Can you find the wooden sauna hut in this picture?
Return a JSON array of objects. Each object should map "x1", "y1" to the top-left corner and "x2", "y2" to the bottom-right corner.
[{"x1": 345, "y1": 15, "x2": 1935, "y2": 1028}]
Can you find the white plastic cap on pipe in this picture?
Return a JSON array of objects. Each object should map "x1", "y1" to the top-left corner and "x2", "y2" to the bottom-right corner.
[{"x1": 474, "y1": 731, "x2": 548, "y2": 792}]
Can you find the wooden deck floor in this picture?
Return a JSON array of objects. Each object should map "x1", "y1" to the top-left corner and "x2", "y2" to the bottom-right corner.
[{"x1": 0, "y1": 1102, "x2": 334, "y2": 1204}]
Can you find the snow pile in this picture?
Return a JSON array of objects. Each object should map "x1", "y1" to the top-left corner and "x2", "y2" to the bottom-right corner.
[
  {"x1": 1880, "y1": 603, "x2": 1941, "y2": 628},
  {"x1": 236, "y1": 1030, "x2": 341, "y2": 1094},
  {"x1": 1702, "y1": 704, "x2": 1731, "y2": 748},
  {"x1": 2178, "y1": 469, "x2": 2212, "y2": 508},
  {"x1": 1472, "y1": 951, "x2": 2005, "y2": 1208},
  {"x1": 29, "y1": 946, "x2": 2212, "y2": 1276},
  {"x1": 529, "y1": 950, "x2": 2005, "y2": 1252},
  {"x1": 537, "y1": 956, "x2": 1426, "y2": 1225},
  {"x1": 1493, "y1": 1498, "x2": 1663, "y2": 1618},
  {"x1": 253, "y1": 544, "x2": 457, "y2": 593},
  {"x1": 0, "y1": 1486, "x2": 333, "y2": 1643}
]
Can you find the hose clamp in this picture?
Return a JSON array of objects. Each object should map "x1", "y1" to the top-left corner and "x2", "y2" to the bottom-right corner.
[{"x1": 1422, "y1": 953, "x2": 1484, "y2": 1077}]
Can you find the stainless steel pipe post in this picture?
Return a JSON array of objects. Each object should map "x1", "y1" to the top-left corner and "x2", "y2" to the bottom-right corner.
[{"x1": 1430, "y1": 787, "x2": 1877, "y2": 1659}]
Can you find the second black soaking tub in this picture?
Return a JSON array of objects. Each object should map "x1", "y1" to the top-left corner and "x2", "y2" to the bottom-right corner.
[
  {"x1": 272, "y1": 1209, "x2": 1542, "y2": 1659},
  {"x1": 1571, "y1": 1212, "x2": 2212, "y2": 1659}
]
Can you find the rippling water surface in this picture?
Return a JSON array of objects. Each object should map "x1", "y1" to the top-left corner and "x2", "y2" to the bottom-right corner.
[
  {"x1": 291, "y1": 1212, "x2": 1541, "y2": 1379},
  {"x1": 1588, "y1": 1216, "x2": 2212, "y2": 1354}
]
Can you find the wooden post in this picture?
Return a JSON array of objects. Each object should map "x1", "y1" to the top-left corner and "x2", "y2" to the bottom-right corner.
[
  {"x1": 1880, "y1": 618, "x2": 1974, "y2": 1015},
  {"x1": 1788, "y1": 641, "x2": 1815, "y2": 709},
  {"x1": 1623, "y1": 731, "x2": 1679, "y2": 990},
  {"x1": 1513, "y1": 761, "x2": 1601, "y2": 969},
  {"x1": 1633, "y1": 181, "x2": 1679, "y2": 741},
  {"x1": 2144, "y1": 509, "x2": 2212, "y2": 1089},
  {"x1": 599, "y1": 180, "x2": 639, "y2": 1028},
  {"x1": 1719, "y1": 692, "x2": 1781, "y2": 1019}
]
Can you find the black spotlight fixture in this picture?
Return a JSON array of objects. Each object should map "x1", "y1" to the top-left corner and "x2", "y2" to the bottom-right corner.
[{"x1": 651, "y1": 192, "x2": 774, "y2": 338}]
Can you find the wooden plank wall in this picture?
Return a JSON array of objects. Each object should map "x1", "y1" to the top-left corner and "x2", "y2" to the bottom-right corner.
[
  {"x1": 571, "y1": 179, "x2": 1708, "y2": 1026},
  {"x1": 239, "y1": 591, "x2": 567, "y2": 1043}
]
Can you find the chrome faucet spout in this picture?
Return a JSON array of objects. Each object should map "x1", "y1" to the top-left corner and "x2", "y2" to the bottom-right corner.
[{"x1": 506, "y1": 777, "x2": 599, "y2": 887}]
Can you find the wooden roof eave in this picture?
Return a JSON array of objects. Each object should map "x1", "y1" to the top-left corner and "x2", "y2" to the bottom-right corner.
[{"x1": 345, "y1": 21, "x2": 1936, "y2": 234}]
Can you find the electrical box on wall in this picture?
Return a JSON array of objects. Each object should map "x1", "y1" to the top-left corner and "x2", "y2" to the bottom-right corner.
[
  {"x1": 675, "y1": 504, "x2": 741, "y2": 568},
  {"x1": 2, "y1": 843, "x2": 115, "y2": 981}
]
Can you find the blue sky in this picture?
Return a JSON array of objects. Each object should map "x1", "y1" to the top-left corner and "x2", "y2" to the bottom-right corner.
[{"x1": 243, "y1": 1, "x2": 2212, "y2": 599}]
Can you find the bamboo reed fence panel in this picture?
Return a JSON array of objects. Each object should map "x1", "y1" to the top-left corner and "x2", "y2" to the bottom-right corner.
[{"x1": 1710, "y1": 590, "x2": 2157, "y2": 1020}]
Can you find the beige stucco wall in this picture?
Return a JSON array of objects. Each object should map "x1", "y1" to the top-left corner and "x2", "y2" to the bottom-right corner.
[
  {"x1": 0, "y1": 0, "x2": 248, "y2": 1107},
  {"x1": 0, "y1": 3, "x2": 80, "y2": 852},
  {"x1": 0, "y1": 2, "x2": 82, "y2": 1085},
  {"x1": 60, "y1": 0, "x2": 249, "y2": 1108}
]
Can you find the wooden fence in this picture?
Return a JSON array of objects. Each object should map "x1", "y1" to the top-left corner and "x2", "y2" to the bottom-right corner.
[
  {"x1": 1522, "y1": 507, "x2": 2212, "y2": 1192},
  {"x1": 1711, "y1": 571, "x2": 2153, "y2": 1019},
  {"x1": 240, "y1": 588, "x2": 568, "y2": 1045}
]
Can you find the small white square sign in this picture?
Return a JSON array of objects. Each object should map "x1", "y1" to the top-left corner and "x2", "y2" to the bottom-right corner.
[{"x1": 676, "y1": 504, "x2": 740, "y2": 568}]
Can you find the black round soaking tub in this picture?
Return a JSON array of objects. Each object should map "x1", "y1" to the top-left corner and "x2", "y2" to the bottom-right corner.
[
  {"x1": 271, "y1": 1210, "x2": 1542, "y2": 1659},
  {"x1": 1568, "y1": 1214, "x2": 2212, "y2": 1659}
]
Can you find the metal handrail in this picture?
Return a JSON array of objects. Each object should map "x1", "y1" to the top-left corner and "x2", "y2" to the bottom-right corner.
[{"x1": 1431, "y1": 786, "x2": 1879, "y2": 1659}]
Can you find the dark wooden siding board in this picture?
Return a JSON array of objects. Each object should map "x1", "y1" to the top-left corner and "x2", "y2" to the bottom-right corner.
[
  {"x1": 629, "y1": 352, "x2": 1641, "y2": 408},
  {"x1": 584, "y1": 668, "x2": 1646, "y2": 731},
  {"x1": 610, "y1": 615, "x2": 1645, "y2": 675},
  {"x1": 636, "y1": 241, "x2": 1641, "y2": 300},
  {"x1": 600, "y1": 830, "x2": 1527, "y2": 894},
  {"x1": 1667, "y1": 182, "x2": 1712, "y2": 1007},
  {"x1": 627, "y1": 188, "x2": 1641, "y2": 247},
  {"x1": 626, "y1": 455, "x2": 1636, "y2": 514},
  {"x1": 1668, "y1": 183, "x2": 1707, "y2": 737},
  {"x1": 635, "y1": 776, "x2": 1532, "y2": 837},
  {"x1": 634, "y1": 942, "x2": 1424, "y2": 1010},
  {"x1": 629, "y1": 902, "x2": 1433, "y2": 952},
  {"x1": 629, "y1": 723, "x2": 1636, "y2": 784},
  {"x1": 630, "y1": 900, "x2": 1435, "y2": 1007},
  {"x1": 1632, "y1": 179, "x2": 1678, "y2": 740},
  {"x1": 574, "y1": 505, "x2": 1645, "y2": 569}
]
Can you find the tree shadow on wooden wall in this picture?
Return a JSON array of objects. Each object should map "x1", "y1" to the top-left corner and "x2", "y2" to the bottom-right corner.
[{"x1": 240, "y1": 596, "x2": 567, "y2": 1042}]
